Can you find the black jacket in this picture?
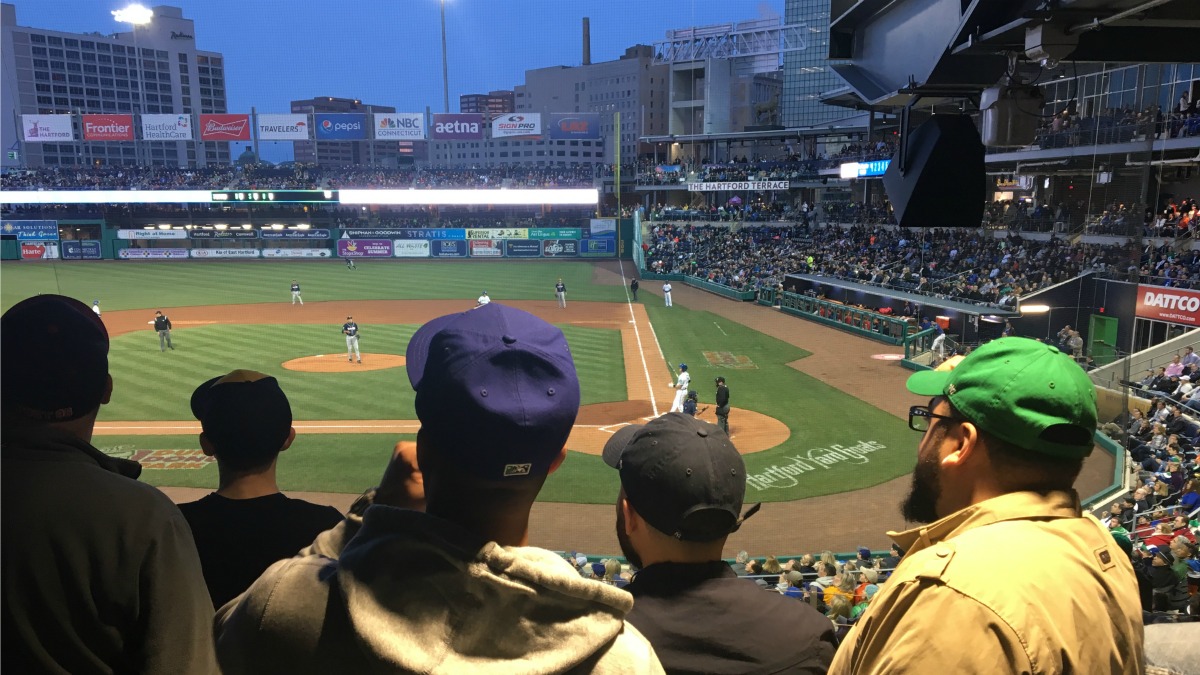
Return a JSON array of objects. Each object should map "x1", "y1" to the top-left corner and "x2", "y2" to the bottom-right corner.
[{"x1": 624, "y1": 561, "x2": 836, "y2": 674}]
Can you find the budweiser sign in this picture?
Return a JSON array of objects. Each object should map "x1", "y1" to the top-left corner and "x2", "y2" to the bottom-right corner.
[
  {"x1": 82, "y1": 114, "x2": 134, "y2": 141},
  {"x1": 199, "y1": 114, "x2": 251, "y2": 140},
  {"x1": 1135, "y1": 284, "x2": 1200, "y2": 326}
]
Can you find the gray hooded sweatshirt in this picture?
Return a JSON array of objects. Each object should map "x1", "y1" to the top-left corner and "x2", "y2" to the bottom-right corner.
[{"x1": 215, "y1": 504, "x2": 663, "y2": 674}]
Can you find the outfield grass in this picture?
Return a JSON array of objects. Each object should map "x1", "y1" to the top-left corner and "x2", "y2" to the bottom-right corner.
[
  {"x1": 103, "y1": 323, "x2": 626, "y2": 421},
  {"x1": 0, "y1": 259, "x2": 626, "y2": 312}
]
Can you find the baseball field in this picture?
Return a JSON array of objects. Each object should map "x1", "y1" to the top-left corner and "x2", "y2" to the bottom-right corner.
[{"x1": 0, "y1": 258, "x2": 917, "y2": 506}]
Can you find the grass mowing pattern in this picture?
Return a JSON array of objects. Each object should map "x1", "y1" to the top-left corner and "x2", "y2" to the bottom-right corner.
[
  {"x1": 1, "y1": 259, "x2": 624, "y2": 311},
  {"x1": 102, "y1": 323, "x2": 626, "y2": 422}
]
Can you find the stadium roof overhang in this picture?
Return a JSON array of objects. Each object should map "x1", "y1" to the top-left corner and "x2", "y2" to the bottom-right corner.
[
  {"x1": 826, "y1": 0, "x2": 1200, "y2": 112},
  {"x1": 640, "y1": 112, "x2": 888, "y2": 145}
]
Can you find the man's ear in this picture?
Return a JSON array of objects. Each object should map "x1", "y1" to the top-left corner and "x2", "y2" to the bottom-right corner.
[
  {"x1": 547, "y1": 446, "x2": 568, "y2": 475},
  {"x1": 619, "y1": 496, "x2": 641, "y2": 536},
  {"x1": 198, "y1": 432, "x2": 217, "y2": 458},
  {"x1": 940, "y1": 420, "x2": 980, "y2": 469},
  {"x1": 278, "y1": 427, "x2": 296, "y2": 453},
  {"x1": 100, "y1": 374, "x2": 113, "y2": 406}
]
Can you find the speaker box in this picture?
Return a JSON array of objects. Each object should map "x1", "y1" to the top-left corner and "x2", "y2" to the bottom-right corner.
[{"x1": 883, "y1": 115, "x2": 986, "y2": 227}]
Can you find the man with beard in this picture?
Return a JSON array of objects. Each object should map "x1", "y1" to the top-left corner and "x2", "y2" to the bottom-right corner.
[
  {"x1": 605, "y1": 413, "x2": 836, "y2": 673},
  {"x1": 829, "y1": 338, "x2": 1143, "y2": 674}
]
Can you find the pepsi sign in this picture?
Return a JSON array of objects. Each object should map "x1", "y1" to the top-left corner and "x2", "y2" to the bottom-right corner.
[{"x1": 314, "y1": 113, "x2": 367, "y2": 140}]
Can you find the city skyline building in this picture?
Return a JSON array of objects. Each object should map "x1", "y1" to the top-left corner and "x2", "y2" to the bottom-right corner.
[
  {"x1": 1, "y1": 2, "x2": 230, "y2": 168},
  {"x1": 781, "y1": 0, "x2": 850, "y2": 127},
  {"x1": 459, "y1": 90, "x2": 514, "y2": 118},
  {"x1": 289, "y1": 96, "x2": 401, "y2": 167}
]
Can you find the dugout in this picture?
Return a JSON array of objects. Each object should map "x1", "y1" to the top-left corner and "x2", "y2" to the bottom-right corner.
[{"x1": 783, "y1": 274, "x2": 1020, "y2": 345}]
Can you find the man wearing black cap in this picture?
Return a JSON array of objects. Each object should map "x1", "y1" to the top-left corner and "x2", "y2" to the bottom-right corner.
[
  {"x1": 605, "y1": 413, "x2": 835, "y2": 673},
  {"x1": 714, "y1": 376, "x2": 730, "y2": 434},
  {"x1": 179, "y1": 370, "x2": 342, "y2": 608},
  {"x1": 829, "y1": 338, "x2": 1143, "y2": 674},
  {"x1": 1, "y1": 295, "x2": 216, "y2": 674},
  {"x1": 215, "y1": 303, "x2": 663, "y2": 674}
]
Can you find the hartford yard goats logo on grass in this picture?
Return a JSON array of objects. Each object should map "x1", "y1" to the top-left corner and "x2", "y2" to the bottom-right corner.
[
  {"x1": 745, "y1": 441, "x2": 887, "y2": 491},
  {"x1": 703, "y1": 351, "x2": 757, "y2": 369},
  {"x1": 99, "y1": 444, "x2": 213, "y2": 470}
]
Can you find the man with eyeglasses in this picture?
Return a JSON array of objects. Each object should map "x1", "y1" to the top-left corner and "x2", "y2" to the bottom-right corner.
[{"x1": 829, "y1": 338, "x2": 1143, "y2": 674}]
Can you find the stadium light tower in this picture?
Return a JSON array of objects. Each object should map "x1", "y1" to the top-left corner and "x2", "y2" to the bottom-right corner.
[
  {"x1": 113, "y1": 4, "x2": 153, "y2": 166},
  {"x1": 440, "y1": 0, "x2": 450, "y2": 113}
]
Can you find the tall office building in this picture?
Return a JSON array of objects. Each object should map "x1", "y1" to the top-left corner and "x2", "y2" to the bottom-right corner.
[
  {"x1": 1, "y1": 3, "x2": 229, "y2": 168},
  {"x1": 781, "y1": 0, "x2": 850, "y2": 127},
  {"x1": 459, "y1": 90, "x2": 514, "y2": 118},
  {"x1": 289, "y1": 96, "x2": 400, "y2": 167},
  {"x1": 515, "y1": 45, "x2": 668, "y2": 164}
]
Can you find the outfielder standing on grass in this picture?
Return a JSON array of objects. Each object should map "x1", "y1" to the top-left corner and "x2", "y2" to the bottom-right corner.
[
  {"x1": 154, "y1": 310, "x2": 174, "y2": 352},
  {"x1": 555, "y1": 278, "x2": 567, "y2": 309},
  {"x1": 669, "y1": 363, "x2": 690, "y2": 413},
  {"x1": 342, "y1": 316, "x2": 361, "y2": 364},
  {"x1": 663, "y1": 282, "x2": 673, "y2": 307},
  {"x1": 290, "y1": 280, "x2": 303, "y2": 306}
]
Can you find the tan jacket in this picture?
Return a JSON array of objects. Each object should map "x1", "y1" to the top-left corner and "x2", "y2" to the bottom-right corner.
[
  {"x1": 829, "y1": 490, "x2": 1144, "y2": 674},
  {"x1": 214, "y1": 505, "x2": 663, "y2": 674}
]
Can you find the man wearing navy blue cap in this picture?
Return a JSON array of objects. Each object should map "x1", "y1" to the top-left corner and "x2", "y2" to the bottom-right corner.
[
  {"x1": 605, "y1": 413, "x2": 835, "y2": 672},
  {"x1": 2, "y1": 295, "x2": 215, "y2": 674},
  {"x1": 215, "y1": 303, "x2": 664, "y2": 674}
]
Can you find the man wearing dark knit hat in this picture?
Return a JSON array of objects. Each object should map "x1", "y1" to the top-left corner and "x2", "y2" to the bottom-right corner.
[
  {"x1": 1, "y1": 295, "x2": 215, "y2": 674},
  {"x1": 215, "y1": 303, "x2": 663, "y2": 674},
  {"x1": 829, "y1": 338, "x2": 1143, "y2": 674},
  {"x1": 179, "y1": 370, "x2": 342, "y2": 608},
  {"x1": 606, "y1": 412, "x2": 835, "y2": 673}
]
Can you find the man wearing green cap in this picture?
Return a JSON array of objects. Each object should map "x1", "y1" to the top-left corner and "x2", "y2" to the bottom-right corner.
[{"x1": 829, "y1": 338, "x2": 1143, "y2": 674}]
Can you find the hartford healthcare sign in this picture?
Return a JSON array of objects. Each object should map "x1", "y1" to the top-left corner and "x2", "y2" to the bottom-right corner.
[{"x1": 1136, "y1": 285, "x2": 1200, "y2": 326}]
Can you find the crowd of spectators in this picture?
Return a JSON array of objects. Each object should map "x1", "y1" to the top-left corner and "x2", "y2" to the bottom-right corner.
[
  {"x1": 642, "y1": 221, "x2": 1136, "y2": 307},
  {"x1": 0, "y1": 163, "x2": 598, "y2": 191},
  {"x1": 1037, "y1": 101, "x2": 1200, "y2": 151},
  {"x1": 635, "y1": 140, "x2": 897, "y2": 186}
]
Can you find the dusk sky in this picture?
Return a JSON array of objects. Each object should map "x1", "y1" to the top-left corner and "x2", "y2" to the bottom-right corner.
[{"x1": 13, "y1": 0, "x2": 784, "y2": 114}]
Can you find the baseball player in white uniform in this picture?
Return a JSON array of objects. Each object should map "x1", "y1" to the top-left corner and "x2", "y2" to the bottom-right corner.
[
  {"x1": 669, "y1": 363, "x2": 691, "y2": 412},
  {"x1": 342, "y1": 316, "x2": 361, "y2": 363},
  {"x1": 663, "y1": 282, "x2": 673, "y2": 307},
  {"x1": 477, "y1": 291, "x2": 491, "y2": 307}
]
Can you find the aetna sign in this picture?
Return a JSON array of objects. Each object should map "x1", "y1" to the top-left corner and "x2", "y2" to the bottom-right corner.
[
  {"x1": 82, "y1": 114, "x2": 134, "y2": 141},
  {"x1": 1136, "y1": 285, "x2": 1200, "y2": 326},
  {"x1": 431, "y1": 113, "x2": 484, "y2": 140}
]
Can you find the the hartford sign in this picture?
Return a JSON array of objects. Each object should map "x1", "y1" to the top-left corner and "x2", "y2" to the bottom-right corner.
[
  {"x1": 1136, "y1": 285, "x2": 1200, "y2": 326},
  {"x1": 745, "y1": 440, "x2": 887, "y2": 491}
]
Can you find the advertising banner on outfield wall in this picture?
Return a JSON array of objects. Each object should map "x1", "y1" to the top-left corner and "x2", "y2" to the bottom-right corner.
[
  {"x1": 542, "y1": 240, "x2": 579, "y2": 257},
  {"x1": 492, "y1": 113, "x2": 541, "y2": 139},
  {"x1": 2, "y1": 220, "x2": 60, "y2": 240},
  {"x1": 389, "y1": 228, "x2": 466, "y2": 240},
  {"x1": 261, "y1": 229, "x2": 331, "y2": 239},
  {"x1": 546, "y1": 113, "x2": 601, "y2": 139},
  {"x1": 315, "y1": 114, "x2": 367, "y2": 140},
  {"x1": 142, "y1": 114, "x2": 192, "y2": 140},
  {"x1": 20, "y1": 241, "x2": 60, "y2": 260},
  {"x1": 118, "y1": 229, "x2": 188, "y2": 239},
  {"x1": 374, "y1": 113, "x2": 425, "y2": 140},
  {"x1": 529, "y1": 228, "x2": 582, "y2": 240},
  {"x1": 687, "y1": 181, "x2": 790, "y2": 192},
  {"x1": 505, "y1": 240, "x2": 542, "y2": 257},
  {"x1": 1135, "y1": 285, "x2": 1200, "y2": 326},
  {"x1": 189, "y1": 248, "x2": 260, "y2": 258},
  {"x1": 21, "y1": 115, "x2": 74, "y2": 142},
  {"x1": 119, "y1": 248, "x2": 189, "y2": 259},
  {"x1": 262, "y1": 248, "x2": 333, "y2": 258},
  {"x1": 199, "y1": 114, "x2": 251, "y2": 141},
  {"x1": 589, "y1": 218, "x2": 617, "y2": 236},
  {"x1": 82, "y1": 114, "x2": 135, "y2": 141},
  {"x1": 61, "y1": 240, "x2": 102, "y2": 260},
  {"x1": 256, "y1": 114, "x2": 310, "y2": 140},
  {"x1": 580, "y1": 238, "x2": 616, "y2": 257},
  {"x1": 467, "y1": 228, "x2": 528, "y2": 240},
  {"x1": 430, "y1": 113, "x2": 484, "y2": 140},
  {"x1": 429, "y1": 240, "x2": 468, "y2": 257},
  {"x1": 189, "y1": 230, "x2": 258, "y2": 239},
  {"x1": 469, "y1": 239, "x2": 503, "y2": 257},
  {"x1": 338, "y1": 239, "x2": 392, "y2": 257},
  {"x1": 393, "y1": 240, "x2": 430, "y2": 258}
]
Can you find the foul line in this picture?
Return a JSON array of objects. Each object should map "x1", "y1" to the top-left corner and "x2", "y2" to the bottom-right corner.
[{"x1": 618, "y1": 258, "x2": 659, "y2": 416}]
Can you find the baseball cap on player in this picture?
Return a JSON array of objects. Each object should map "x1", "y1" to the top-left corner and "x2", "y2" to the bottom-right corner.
[
  {"x1": 679, "y1": 363, "x2": 688, "y2": 371},
  {"x1": 1, "y1": 294, "x2": 110, "y2": 422},
  {"x1": 603, "y1": 412, "x2": 756, "y2": 542},
  {"x1": 906, "y1": 337, "x2": 1097, "y2": 459},
  {"x1": 406, "y1": 302, "x2": 581, "y2": 480},
  {"x1": 190, "y1": 370, "x2": 292, "y2": 470}
]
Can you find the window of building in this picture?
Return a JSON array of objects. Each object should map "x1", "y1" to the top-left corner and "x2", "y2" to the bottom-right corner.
[
  {"x1": 49, "y1": 48, "x2": 64, "y2": 58},
  {"x1": 556, "y1": 150, "x2": 565, "y2": 156},
  {"x1": 30, "y1": 33, "x2": 46, "y2": 43},
  {"x1": 66, "y1": 62, "x2": 81, "y2": 72},
  {"x1": 32, "y1": 46, "x2": 48, "y2": 55},
  {"x1": 569, "y1": 140, "x2": 579, "y2": 146},
  {"x1": 47, "y1": 36, "x2": 63, "y2": 45}
]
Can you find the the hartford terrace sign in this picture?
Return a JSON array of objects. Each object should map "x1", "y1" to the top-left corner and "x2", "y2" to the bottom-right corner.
[{"x1": 745, "y1": 440, "x2": 887, "y2": 491}]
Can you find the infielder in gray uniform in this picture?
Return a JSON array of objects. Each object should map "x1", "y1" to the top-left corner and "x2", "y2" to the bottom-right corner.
[
  {"x1": 342, "y1": 316, "x2": 361, "y2": 363},
  {"x1": 555, "y1": 278, "x2": 567, "y2": 309}
]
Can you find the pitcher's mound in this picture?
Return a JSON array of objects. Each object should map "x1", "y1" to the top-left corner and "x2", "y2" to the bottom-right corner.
[{"x1": 283, "y1": 354, "x2": 406, "y2": 373}]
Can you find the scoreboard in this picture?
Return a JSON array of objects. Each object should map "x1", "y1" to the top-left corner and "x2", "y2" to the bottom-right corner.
[{"x1": 210, "y1": 190, "x2": 338, "y2": 203}]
